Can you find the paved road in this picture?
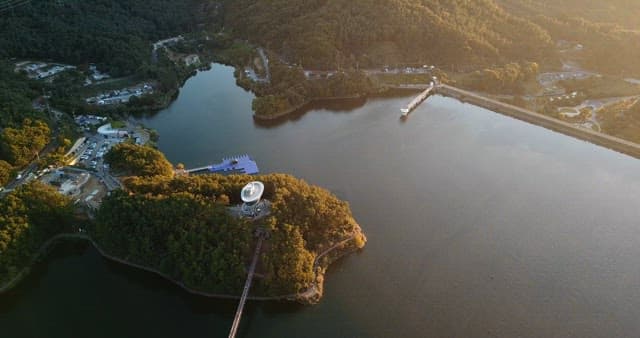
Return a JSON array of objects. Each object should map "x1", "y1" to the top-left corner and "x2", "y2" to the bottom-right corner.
[
  {"x1": 257, "y1": 48, "x2": 271, "y2": 83},
  {"x1": 3, "y1": 128, "x2": 61, "y2": 192}
]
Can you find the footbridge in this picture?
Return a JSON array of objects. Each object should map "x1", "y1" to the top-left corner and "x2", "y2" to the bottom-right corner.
[{"x1": 228, "y1": 234, "x2": 265, "y2": 338}]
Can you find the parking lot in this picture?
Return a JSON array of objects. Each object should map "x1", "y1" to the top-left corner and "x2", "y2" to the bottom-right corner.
[{"x1": 71, "y1": 135, "x2": 117, "y2": 169}]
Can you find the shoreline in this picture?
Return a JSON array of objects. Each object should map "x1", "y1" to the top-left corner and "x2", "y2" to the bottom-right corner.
[
  {"x1": 256, "y1": 82, "x2": 640, "y2": 160},
  {"x1": 252, "y1": 94, "x2": 367, "y2": 121},
  {"x1": 0, "y1": 232, "x2": 359, "y2": 304},
  {"x1": 0, "y1": 233, "x2": 89, "y2": 294}
]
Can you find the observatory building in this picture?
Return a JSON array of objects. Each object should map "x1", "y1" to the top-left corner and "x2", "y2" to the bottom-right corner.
[{"x1": 240, "y1": 181, "x2": 267, "y2": 217}]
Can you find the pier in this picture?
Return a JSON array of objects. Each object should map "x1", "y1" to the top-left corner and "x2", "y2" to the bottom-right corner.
[
  {"x1": 400, "y1": 82, "x2": 435, "y2": 117},
  {"x1": 186, "y1": 155, "x2": 259, "y2": 175}
]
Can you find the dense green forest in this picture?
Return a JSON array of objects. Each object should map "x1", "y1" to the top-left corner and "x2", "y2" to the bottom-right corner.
[
  {"x1": 0, "y1": 118, "x2": 50, "y2": 168},
  {"x1": 95, "y1": 189, "x2": 252, "y2": 293},
  {"x1": 0, "y1": 61, "x2": 43, "y2": 126},
  {"x1": 532, "y1": 16, "x2": 640, "y2": 76},
  {"x1": 224, "y1": 0, "x2": 553, "y2": 70},
  {"x1": 0, "y1": 182, "x2": 75, "y2": 286},
  {"x1": 0, "y1": 62, "x2": 52, "y2": 185},
  {"x1": 497, "y1": 0, "x2": 640, "y2": 76},
  {"x1": 224, "y1": 0, "x2": 640, "y2": 76},
  {"x1": 0, "y1": 0, "x2": 202, "y2": 76},
  {"x1": 104, "y1": 143, "x2": 174, "y2": 177},
  {"x1": 250, "y1": 65, "x2": 376, "y2": 118},
  {"x1": 0, "y1": 1, "x2": 223, "y2": 113},
  {"x1": 94, "y1": 174, "x2": 365, "y2": 296},
  {"x1": 461, "y1": 61, "x2": 539, "y2": 94},
  {"x1": 498, "y1": 0, "x2": 640, "y2": 29}
]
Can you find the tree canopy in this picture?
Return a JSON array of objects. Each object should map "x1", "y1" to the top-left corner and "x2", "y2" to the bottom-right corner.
[
  {"x1": 94, "y1": 173, "x2": 365, "y2": 296},
  {"x1": 0, "y1": 161, "x2": 12, "y2": 186},
  {"x1": 224, "y1": 0, "x2": 553, "y2": 70},
  {"x1": 0, "y1": 118, "x2": 51, "y2": 167},
  {"x1": 104, "y1": 143, "x2": 174, "y2": 177},
  {"x1": 0, "y1": 62, "x2": 52, "y2": 184},
  {"x1": 498, "y1": 0, "x2": 640, "y2": 76},
  {"x1": 0, "y1": 0, "x2": 202, "y2": 76},
  {"x1": 0, "y1": 182, "x2": 75, "y2": 285}
]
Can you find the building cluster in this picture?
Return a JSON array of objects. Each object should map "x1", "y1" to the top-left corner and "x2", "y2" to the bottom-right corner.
[
  {"x1": 84, "y1": 64, "x2": 111, "y2": 85},
  {"x1": 40, "y1": 169, "x2": 106, "y2": 210},
  {"x1": 538, "y1": 71, "x2": 596, "y2": 88},
  {"x1": 303, "y1": 70, "x2": 338, "y2": 80},
  {"x1": 15, "y1": 61, "x2": 76, "y2": 80},
  {"x1": 383, "y1": 65, "x2": 436, "y2": 74},
  {"x1": 549, "y1": 91, "x2": 580, "y2": 103},
  {"x1": 153, "y1": 35, "x2": 184, "y2": 51},
  {"x1": 557, "y1": 40, "x2": 584, "y2": 52},
  {"x1": 75, "y1": 114, "x2": 108, "y2": 129},
  {"x1": 184, "y1": 54, "x2": 200, "y2": 66},
  {"x1": 85, "y1": 83, "x2": 153, "y2": 106},
  {"x1": 89, "y1": 64, "x2": 110, "y2": 81}
]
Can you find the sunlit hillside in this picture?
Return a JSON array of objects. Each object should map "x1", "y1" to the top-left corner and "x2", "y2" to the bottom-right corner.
[
  {"x1": 498, "y1": 0, "x2": 640, "y2": 29},
  {"x1": 224, "y1": 0, "x2": 553, "y2": 69}
]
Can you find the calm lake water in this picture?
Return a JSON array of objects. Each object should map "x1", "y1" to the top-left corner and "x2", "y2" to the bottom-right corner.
[{"x1": 3, "y1": 64, "x2": 640, "y2": 337}]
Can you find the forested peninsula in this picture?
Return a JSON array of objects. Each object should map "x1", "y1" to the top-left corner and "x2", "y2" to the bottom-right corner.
[
  {"x1": 0, "y1": 144, "x2": 366, "y2": 303},
  {"x1": 95, "y1": 173, "x2": 366, "y2": 302}
]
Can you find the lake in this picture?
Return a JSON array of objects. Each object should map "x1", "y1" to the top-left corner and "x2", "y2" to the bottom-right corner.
[{"x1": 3, "y1": 64, "x2": 640, "y2": 337}]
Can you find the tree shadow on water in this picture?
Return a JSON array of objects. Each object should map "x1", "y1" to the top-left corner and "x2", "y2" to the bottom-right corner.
[
  {"x1": 100, "y1": 257, "x2": 239, "y2": 316},
  {"x1": 253, "y1": 89, "x2": 419, "y2": 129},
  {"x1": 252, "y1": 97, "x2": 369, "y2": 129},
  {"x1": 0, "y1": 241, "x2": 90, "y2": 314}
]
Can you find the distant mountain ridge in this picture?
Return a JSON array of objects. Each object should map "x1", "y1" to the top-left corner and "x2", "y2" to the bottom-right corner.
[{"x1": 2, "y1": 0, "x2": 639, "y2": 75}]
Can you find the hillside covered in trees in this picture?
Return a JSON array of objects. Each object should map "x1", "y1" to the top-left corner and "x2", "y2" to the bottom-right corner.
[
  {"x1": 224, "y1": 0, "x2": 554, "y2": 70},
  {"x1": 104, "y1": 143, "x2": 174, "y2": 177},
  {"x1": 0, "y1": 62, "x2": 52, "y2": 186},
  {"x1": 3, "y1": 0, "x2": 640, "y2": 79},
  {"x1": 224, "y1": 0, "x2": 640, "y2": 76},
  {"x1": 498, "y1": 0, "x2": 640, "y2": 29},
  {"x1": 498, "y1": 0, "x2": 640, "y2": 76},
  {"x1": 0, "y1": 1, "x2": 226, "y2": 114},
  {"x1": 0, "y1": 182, "x2": 76, "y2": 287},
  {"x1": 94, "y1": 174, "x2": 366, "y2": 299},
  {"x1": 0, "y1": 0, "x2": 204, "y2": 76}
]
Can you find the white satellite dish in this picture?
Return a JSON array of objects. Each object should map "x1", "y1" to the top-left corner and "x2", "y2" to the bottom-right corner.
[{"x1": 241, "y1": 181, "x2": 264, "y2": 204}]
